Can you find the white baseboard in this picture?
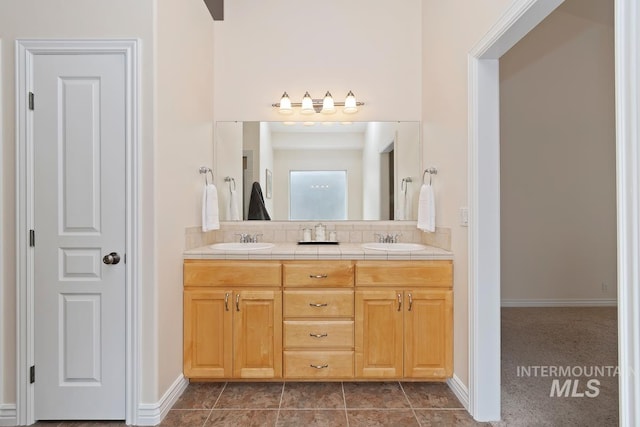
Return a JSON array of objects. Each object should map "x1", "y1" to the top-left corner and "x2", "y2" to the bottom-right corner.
[
  {"x1": 0, "y1": 376, "x2": 189, "y2": 427},
  {"x1": 136, "y1": 374, "x2": 188, "y2": 426},
  {"x1": 0, "y1": 404, "x2": 17, "y2": 427},
  {"x1": 447, "y1": 374, "x2": 469, "y2": 411},
  {"x1": 501, "y1": 298, "x2": 617, "y2": 307}
]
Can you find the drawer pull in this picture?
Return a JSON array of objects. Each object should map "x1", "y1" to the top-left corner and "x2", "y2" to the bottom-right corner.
[
  {"x1": 309, "y1": 333, "x2": 328, "y2": 338},
  {"x1": 309, "y1": 274, "x2": 328, "y2": 279},
  {"x1": 310, "y1": 364, "x2": 329, "y2": 369},
  {"x1": 309, "y1": 303, "x2": 328, "y2": 307}
]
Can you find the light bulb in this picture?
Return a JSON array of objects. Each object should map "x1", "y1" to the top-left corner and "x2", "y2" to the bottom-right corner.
[
  {"x1": 301, "y1": 92, "x2": 315, "y2": 114},
  {"x1": 278, "y1": 92, "x2": 293, "y2": 115},
  {"x1": 321, "y1": 91, "x2": 336, "y2": 114},
  {"x1": 343, "y1": 90, "x2": 358, "y2": 114}
]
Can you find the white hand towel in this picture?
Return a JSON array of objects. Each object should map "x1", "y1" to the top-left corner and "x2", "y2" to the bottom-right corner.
[
  {"x1": 417, "y1": 184, "x2": 435, "y2": 232},
  {"x1": 228, "y1": 189, "x2": 241, "y2": 221},
  {"x1": 202, "y1": 183, "x2": 220, "y2": 231}
]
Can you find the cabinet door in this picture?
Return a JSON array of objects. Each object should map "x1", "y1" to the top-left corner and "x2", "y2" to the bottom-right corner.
[
  {"x1": 355, "y1": 290, "x2": 403, "y2": 378},
  {"x1": 184, "y1": 289, "x2": 232, "y2": 378},
  {"x1": 233, "y1": 290, "x2": 283, "y2": 378},
  {"x1": 404, "y1": 289, "x2": 452, "y2": 379}
]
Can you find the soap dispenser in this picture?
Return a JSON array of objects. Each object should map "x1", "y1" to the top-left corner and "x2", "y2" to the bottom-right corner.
[{"x1": 314, "y1": 223, "x2": 326, "y2": 242}]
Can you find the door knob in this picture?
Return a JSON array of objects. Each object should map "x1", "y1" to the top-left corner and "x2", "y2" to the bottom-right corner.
[{"x1": 103, "y1": 252, "x2": 121, "y2": 265}]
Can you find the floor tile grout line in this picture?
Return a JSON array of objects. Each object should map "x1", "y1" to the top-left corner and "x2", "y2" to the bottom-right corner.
[
  {"x1": 202, "y1": 381, "x2": 227, "y2": 426},
  {"x1": 342, "y1": 382, "x2": 350, "y2": 427},
  {"x1": 211, "y1": 381, "x2": 227, "y2": 409},
  {"x1": 412, "y1": 407, "x2": 466, "y2": 411},
  {"x1": 399, "y1": 381, "x2": 421, "y2": 427},
  {"x1": 208, "y1": 407, "x2": 280, "y2": 411},
  {"x1": 344, "y1": 407, "x2": 423, "y2": 411},
  {"x1": 275, "y1": 381, "x2": 285, "y2": 426}
]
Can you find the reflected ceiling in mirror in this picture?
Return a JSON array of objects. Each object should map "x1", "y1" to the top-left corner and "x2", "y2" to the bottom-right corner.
[{"x1": 215, "y1": 121, "x2": 422, "y2": 221}]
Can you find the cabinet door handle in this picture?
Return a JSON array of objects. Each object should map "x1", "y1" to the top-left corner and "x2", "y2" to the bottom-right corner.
[
  {"x1": 224, "y1": 292, "x2": 230, "y2": 311},
  {"x1": 397, "y1": 293, "x2": 402, "y2": 311},
  {"x1": 310, "y1": 364, "x2": 329, "y2": 369},
  {"x1": 309, "y1": 274, "x2": 328, "y2": 279},
  {"x1": 408, "y1": 293, "x2": 413, "y2": 311},
  {"x1": 235, "y1": 293, "x2": 240, "y2": 312},
  {"x1": 309, "y1": 303, "x2": 328, "y2": 307},
  {"x1": 309, "y1": 333, "x2": 328, "y2": 338}
]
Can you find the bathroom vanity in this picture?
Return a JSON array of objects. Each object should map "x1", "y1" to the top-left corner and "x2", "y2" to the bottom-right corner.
[{"x1": 183, "y1": 244, "x2": 453, "y2": 382}]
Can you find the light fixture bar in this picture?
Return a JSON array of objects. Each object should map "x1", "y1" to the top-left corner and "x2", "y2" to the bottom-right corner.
[
  {"x1": 272, "y1": 91, "x2": 364, "y2": 114},
  {"x1": 272, "y1": 100, "x2": 365, "y2": 108}
]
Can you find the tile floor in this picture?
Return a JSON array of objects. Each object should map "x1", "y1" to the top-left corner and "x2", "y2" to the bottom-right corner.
[{"x1": 34, "y1": 381, "x2": 487, "y2": 426}]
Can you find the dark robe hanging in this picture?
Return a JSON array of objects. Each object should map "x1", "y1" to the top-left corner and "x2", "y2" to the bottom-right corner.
[{"x1": 247, "y1": 182, "x2": 271, "y2": 220}]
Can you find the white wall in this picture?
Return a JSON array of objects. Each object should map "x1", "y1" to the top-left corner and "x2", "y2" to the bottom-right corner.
[
  {"x1": 212, "y1": 0, "x2": 422, "y2": 122},
  {"x1": 362, "y1": 122, "x2": 395, "y2": 219},
  {"x1": 243, "y1": 122, "x2": 261, "y2": 219},
  {"x1": 273, "y1": 149, "x2": 364, "y2": 220},
  {"x1": 215, "y1": 122, "x2": 244, "y2": 220},
  {"x1": 395, "y1": 122, "x2": 422, "y2": 220},
  {"x1": 421, "y1": 0, "x2": 514, "y2": 386},
  {"x1": 500, "y1": 0, "x2": 616, "y2": 303},
  {"x1": 259, "y1": 122, "x2": 275, "y2": 216},
  {"x1": 0, "y1": 0, "x2": 215, "y2": 410},
  {"x1": 155, "y1": 0, "x2": 215, "y2": 400}
]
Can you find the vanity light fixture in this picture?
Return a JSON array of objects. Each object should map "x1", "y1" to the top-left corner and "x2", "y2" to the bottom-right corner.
[
  {"x1": 273, "y1": 91, "x2": 364, "y2": 115},
  {"x1": 301, "y1": 92, "x2": 315, "y2": 115},
  {"x1": 343, "y1": 90, "x2": 358, "y2": 114},
  {"x1": 278, "y1": 92, "x2": 293, "y2": 115}
]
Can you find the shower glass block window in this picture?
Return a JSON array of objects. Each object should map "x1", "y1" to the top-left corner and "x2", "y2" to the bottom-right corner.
[{"x1": 290, "y1": 171, "x2": 347, "y2": 220}]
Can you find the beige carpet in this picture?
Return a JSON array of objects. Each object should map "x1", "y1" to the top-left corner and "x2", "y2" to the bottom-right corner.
[{"x1": 495, "y1": 307, "x2": 618, "y2": 427}]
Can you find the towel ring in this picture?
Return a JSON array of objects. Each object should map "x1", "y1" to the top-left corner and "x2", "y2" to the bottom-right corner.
[
  {"x1": 422, "y1": 167, "x2": 438, "y2": 185},
  {"x1": 401, "y1": 177, "x2": 412, "y2": 192},
  {"x1": 224, "y1": 176, "x2": 236, "y2": 191},
  {"x1": 199, "y1": 166, "x2": 214, "y2": 185}
]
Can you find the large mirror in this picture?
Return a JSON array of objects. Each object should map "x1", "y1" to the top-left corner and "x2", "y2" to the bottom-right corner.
[{"x1": 215, "y1": 121, "x2": 422, "y2": 221}]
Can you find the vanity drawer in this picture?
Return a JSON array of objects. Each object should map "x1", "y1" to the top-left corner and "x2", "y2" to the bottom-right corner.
[
  {"x1": 184, "y1": 260, "x2": 281, "y2": 287},
  {"x1": 284, "y1": 290, "x2": 354, "y2": 317},
  {"x1": 284, "y1": 320, "x2": 354, "y2": 348},
  {"x1": 355, "y1": 260, "x2": 453, "y2": 288},
  {"x1": 284, "y1": 351, "x2": 354, "y2": 378},
  {"x1": 283, "y1": 261, "x2": 354, "y2": 288}
]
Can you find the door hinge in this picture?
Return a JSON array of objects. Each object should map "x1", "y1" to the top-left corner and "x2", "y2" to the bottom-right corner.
[
  {"x1": 29, "y1": 229, "x2": 35, "y2": 247},
  {"x1": 30, "y1": 365, "x2": 35, "y2": 384},
  {"x1": 28, "y1": 92, "x2": 34, "y2": 110}
]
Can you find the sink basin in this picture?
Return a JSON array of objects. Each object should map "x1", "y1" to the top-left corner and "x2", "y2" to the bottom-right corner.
[
  {"x1": 361, "y1": 242, "x2": 428, "y2": 252},
  {"x1": 209, "y1": 242, "x2": 275, "y2": 251}
]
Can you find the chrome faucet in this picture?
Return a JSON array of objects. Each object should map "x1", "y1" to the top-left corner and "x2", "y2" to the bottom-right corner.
[
  {"x1": 374, "y1": 233, "x2": 402, "y2": 243},
  {"x1": 236, "y1": 233, "x2": 263, "y2": 243}
]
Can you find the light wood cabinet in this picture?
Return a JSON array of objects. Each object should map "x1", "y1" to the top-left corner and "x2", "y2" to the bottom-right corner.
[
  {"x1": 183, "y1": 261, "x2": 282, "y2": 379},
  {"x1": 355, "y1": 290, "x2": 403, "y2": 378},
  {"x1": 183, "y1": 258, "x2": 452, "y2": 381},
  {"x1": 233, "y1": 290, "x2": 282, "y2": 378},
  {"x1": 183, "y1": 289, "x2": 232, "y2": 378},
  {"x1": 355, "y1": 261, "x2": 453, "y2": 380},
  {"x1": 282, "y1": 261, "x2": 355, "y2": 379},
  {"x1": 404, "y1": 289, "x2": 452, "y2": 378}
]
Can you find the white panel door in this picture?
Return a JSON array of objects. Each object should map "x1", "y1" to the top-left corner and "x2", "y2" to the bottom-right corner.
[{"x1": 33, "y1": 52, "x2": 126, "y2": 420}]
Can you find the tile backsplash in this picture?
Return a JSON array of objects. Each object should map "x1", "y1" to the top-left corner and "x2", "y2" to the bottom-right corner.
[{"x1": 185, "y1": 222, "x2": 451, "y2": 252}]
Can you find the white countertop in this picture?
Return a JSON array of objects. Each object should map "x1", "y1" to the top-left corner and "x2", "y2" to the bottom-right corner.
[{"x1": 184, "y1": 242, "x2": 453, "y2": 261}]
